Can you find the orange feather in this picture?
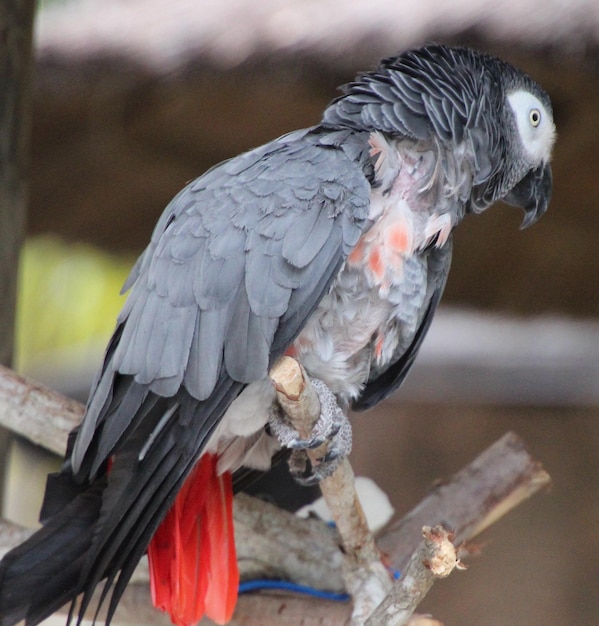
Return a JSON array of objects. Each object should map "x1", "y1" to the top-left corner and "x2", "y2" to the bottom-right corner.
[{"x1": 148, "y1": 454, "x2": 239, "y2": 625}]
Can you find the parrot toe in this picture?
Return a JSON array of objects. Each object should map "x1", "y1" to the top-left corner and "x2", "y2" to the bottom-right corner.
[
  {"x1": 286, "y1": 450, "x2": 338, "y2": 486},
  {"x1": 268, "y1": 378, "x2": 353, "y2": 485}
]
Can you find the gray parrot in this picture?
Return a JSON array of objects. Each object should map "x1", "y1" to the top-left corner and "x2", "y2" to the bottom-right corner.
[{"x1": 0, "y1": 44, "x2": 555, "y2": 626}]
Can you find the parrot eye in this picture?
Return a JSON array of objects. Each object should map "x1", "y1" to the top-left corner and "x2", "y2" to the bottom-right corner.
[{"x1": 529, "y1": 109, "x2": 541, "y2": 127}]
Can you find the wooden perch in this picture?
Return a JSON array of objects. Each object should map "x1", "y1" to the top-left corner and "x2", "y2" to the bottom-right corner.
[
  {"x1": 0, "y1": 364, "x2": 551, "y2": 625},
  {"x1": 366, "y1": 526, "x2": 462, "y2": 626},
  {"x1": 234, "y1": 493, "x2": 345, "y2": 592},
  {"x1": 0, "y1": 363, "x2": 82, "y2": 456},
  {"x1": 227, "y1": 431, "x2": 550, "y2": 626},
  {"x1": 376, "y1": 430, "x2": 551, "y2": 568},
  {"x1": 269, "y1": 356, "x2": 392, "y2": 623}
]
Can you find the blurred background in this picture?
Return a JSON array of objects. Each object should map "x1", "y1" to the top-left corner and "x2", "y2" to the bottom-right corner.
[{"x1": 2, "y1": 0, "x2": 599, "y2": 624}]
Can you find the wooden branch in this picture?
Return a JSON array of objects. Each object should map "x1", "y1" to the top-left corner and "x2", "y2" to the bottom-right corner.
[
  {"x1": 376, "y1": 431, "x2": 551, "y2": 568},
  {"x1": 228, "y1": 431, "x2": 549, "y2": 626},
  {"x1": 0, "y1": 364, "x2": 551, "y2": 625},
  {"x1": 366, "y1": 526, "x2": 461, "y2": 626},
  {"x1": 234, "y1": 493, "x2": 345, "y2": 592},
  {"x1": 0, "y1": 363, "x2": 83, "y2": 456},
  {"x1": 269, "y1": 356, "x2": 392, "y2": 623}
]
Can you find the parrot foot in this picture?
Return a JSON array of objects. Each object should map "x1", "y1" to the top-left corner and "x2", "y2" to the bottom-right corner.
[{"x1": 268, "y1": 378, "x2": 352, "y2": 485}]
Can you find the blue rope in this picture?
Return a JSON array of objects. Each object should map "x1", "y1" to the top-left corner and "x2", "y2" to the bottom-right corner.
[
  {"x1": 238, "y1": 579, "x2": 350, "y2": 602},
  {"x1": 238, "y1": 567, "x2": 401, "y2": 601}
]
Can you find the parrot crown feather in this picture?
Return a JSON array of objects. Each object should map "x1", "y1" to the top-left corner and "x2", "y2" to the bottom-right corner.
[{"x1": 324, "y1": 44, "x2": 551, "y2": 141}]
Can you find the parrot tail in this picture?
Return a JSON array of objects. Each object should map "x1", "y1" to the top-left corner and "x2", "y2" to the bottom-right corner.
[
  {"x1": 0, "y1": 481, "x2": 104, "y2": 626},
  {"x1": 147, "y1": 453, "x2": 239, "y2": 626}
]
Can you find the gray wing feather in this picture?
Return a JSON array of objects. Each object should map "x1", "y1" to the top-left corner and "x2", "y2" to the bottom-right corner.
[
  {"x1": 184, "y1": 309, "x2": 226, "y2": 399},
  {"x1": 150, "y1": 130, "x2": 368, "y2": 389},
  {"x1": 281, "y1": 201, "x2": 336, "y2": 268},
  {"x1": 152, "y1": 305, "x2": 197, "y2": 385},
  {"x1": 224, "y1": 289, "x2": 276, "y2": 383},
  {"x1": 194, "y1": 243, "x2": 245, "y2": 310},
  {"x1": 245, "y1": 236, "x2": 294, "y2": 317}
]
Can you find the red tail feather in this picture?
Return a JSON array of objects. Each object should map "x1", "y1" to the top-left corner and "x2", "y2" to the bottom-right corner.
[{"x1": 148, "y1": 454, "x2": 239, "y2": 625}]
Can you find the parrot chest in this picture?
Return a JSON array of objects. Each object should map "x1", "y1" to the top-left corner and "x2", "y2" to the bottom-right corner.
[
  {"x1": 290, "y1": 132, "x2": 456, "y2": 403},
  {"x1": 291, "y1": 246, "x2": 429, "y2": 403}
]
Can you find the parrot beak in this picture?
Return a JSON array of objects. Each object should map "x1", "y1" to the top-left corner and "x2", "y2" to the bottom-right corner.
[{"x1": 503, "y1": 162, "x2": 553, "y2": 229}]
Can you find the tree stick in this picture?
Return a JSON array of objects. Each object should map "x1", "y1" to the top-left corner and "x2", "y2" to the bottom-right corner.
[
  {"x1": 228, "y1": 431, "x2": 549, "y2": 626},
  {"x1": 234, "y1": 492, "x2": 345, "y2": 591},
  {"x1": 376, "y1": 431, "x2": 551, "y2": 568},
  {"x1": 269, "y1": 356, "x2": 392, "y2": 623},
  {"x1": 0, "y1": 363, "x2": 83, "y2": 457},
  {"x1": 365, "y1": 526, "x2": 461, "y2": 626}
]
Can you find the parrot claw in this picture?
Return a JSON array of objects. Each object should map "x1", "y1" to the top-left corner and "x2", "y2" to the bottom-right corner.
[
  {"x1": 287, "y1": 450, "x2": 338, "y2": 486},
  {"x1": 317, "y1": 448, "x2": 341, "y2": 464},
  {"x1": 285, "y1": 420, "x2": 341, "y2": 451},
  {"x1": 268, "y1": 378, "x2": 352, "y2": 484},
  {"x1": 287, "y1": 450, "x2": 319, "y2": 486}
]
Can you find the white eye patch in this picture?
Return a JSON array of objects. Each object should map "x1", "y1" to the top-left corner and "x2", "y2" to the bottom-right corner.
[{"x1": 507, "y1": 90, "x2": 556, "y2": 164}]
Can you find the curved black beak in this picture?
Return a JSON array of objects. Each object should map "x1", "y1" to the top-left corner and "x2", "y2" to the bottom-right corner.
[{"x1": 503, "y1": 162, "x2": 552, "y2": 229}]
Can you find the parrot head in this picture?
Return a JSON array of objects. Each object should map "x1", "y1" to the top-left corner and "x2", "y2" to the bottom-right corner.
[
  {"x1": 323, "y1": 44, "x2": 556, "y2": 229},
  {"x1": 502, "y1": 88, "x2": 555, "y2": 228},
  {"x1": 452, "y1": 50, "x2": 556, "y2": 227}
]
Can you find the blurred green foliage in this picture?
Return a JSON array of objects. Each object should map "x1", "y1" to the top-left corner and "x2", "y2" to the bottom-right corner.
[{"x1": 16, "y1": 237, "x2": 134, "y2": 372}]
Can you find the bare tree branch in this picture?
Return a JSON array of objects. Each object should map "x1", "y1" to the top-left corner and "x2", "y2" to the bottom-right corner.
[
  {"x1": 226, "y1": 432, "x2": 550, "y2": 626},
  {"x1": 234, "y1": 492, "x2": 345, "y2": 592},
  {"x1": 366, "y1": 526, "x2": 462, "y2": 626},
  {"x1": 377, "y1": 431, "x2": 551, "y2": 568},
  {"x1": 0, "y1": 364, "x2": 551, "y2": 625},
  {"x1": 0, "y1": 363, "x2": 82, "y2": 457},
  {"x1": 270, "y1": 356, "x2": 392, "y2": 623}
]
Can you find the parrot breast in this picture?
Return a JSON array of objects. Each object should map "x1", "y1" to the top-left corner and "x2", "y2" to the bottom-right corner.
[{"x1": 290, "y1": 131, "x2": 461, "y2": 403}]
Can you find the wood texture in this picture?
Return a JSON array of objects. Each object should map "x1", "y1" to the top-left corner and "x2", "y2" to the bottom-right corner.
[
  {"x1": 0, "y1": 363, "x2": 83, "y2": 456},
  {"x1": 366, "y1": 526, "x2": 461, "y2": 626}
]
